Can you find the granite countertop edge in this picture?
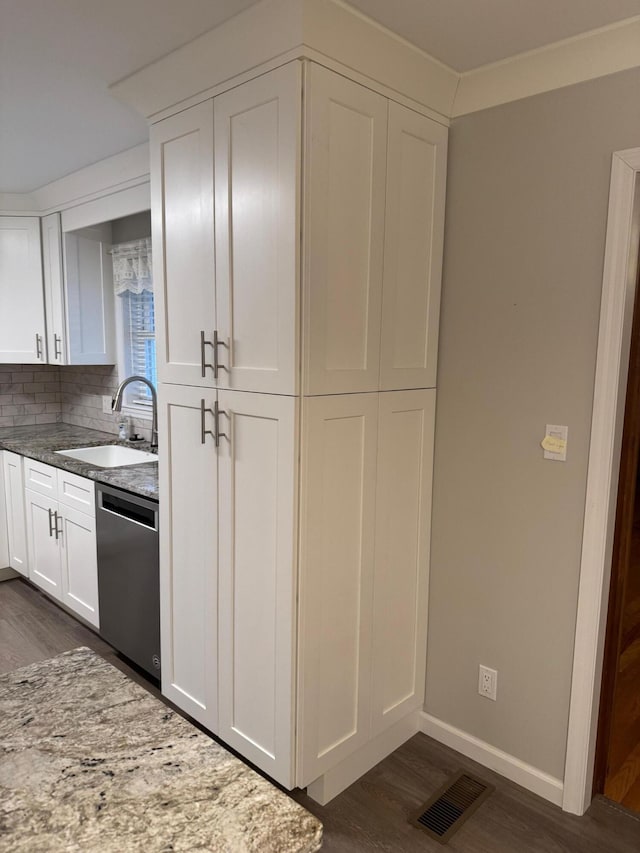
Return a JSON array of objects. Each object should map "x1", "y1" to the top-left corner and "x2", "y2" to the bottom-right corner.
[{"x1": 0, "y1": 424, "x2": 158, "y2": 501}]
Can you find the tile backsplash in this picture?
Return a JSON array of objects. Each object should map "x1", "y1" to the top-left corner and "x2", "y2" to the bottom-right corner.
[
  {"x1": 0, "y1": 364, "x2": 152, "y2": 442},
  {"x1": 0, "y1": 365, "x2": 62, "y2": 427}
]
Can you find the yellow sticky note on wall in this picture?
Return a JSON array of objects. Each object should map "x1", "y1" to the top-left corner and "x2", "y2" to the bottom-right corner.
[{"x1": 541, "y1": 435, "x2": 566, "y2": 453}]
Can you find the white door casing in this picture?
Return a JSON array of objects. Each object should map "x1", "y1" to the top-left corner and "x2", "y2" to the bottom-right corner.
[{"x1": 564, "y1": 149, "x2": 640, "y2": 814}]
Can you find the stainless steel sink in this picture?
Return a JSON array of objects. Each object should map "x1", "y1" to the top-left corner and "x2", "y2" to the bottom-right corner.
[{"x1": 55, "y1": 445, "x2": 157, "y2": 468}]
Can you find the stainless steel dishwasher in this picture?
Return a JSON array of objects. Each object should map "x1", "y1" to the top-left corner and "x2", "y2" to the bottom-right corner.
[{"x1": 96, "y1": 484, "x2": 160, "y2": 680}]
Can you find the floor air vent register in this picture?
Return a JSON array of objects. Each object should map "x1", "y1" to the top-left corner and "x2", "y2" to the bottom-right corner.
[{"x1": 411, "y1": 770, "x2": 494, "y2": 844}]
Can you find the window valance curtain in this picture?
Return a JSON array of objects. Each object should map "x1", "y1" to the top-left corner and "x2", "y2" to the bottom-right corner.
[{"x1": 112, "y1": 238, "x2": 153, "y2": 295}]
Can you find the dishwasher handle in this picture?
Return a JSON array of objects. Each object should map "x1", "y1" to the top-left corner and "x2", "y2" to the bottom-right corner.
[{"x1": 98, "y1": 489, "x2": 158, "y2": 530}]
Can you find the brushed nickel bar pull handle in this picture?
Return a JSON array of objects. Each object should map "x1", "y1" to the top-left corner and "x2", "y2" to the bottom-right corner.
[
  {"x1": 213, "y1": 330, "x2": 228, "y2": 380},
  {"x1": 48, "y1": 508, "x2": 55, "y2": 537},
  {"x1": 200, "y1": 399, "x2": 215, "y2": 444},
  {"x1": 54, "y1": 511, "x2": 62, "y2": 541},
  {"x1": 214, "y1": 400, "x2": 227, "y2": 448},
  {"x1": 200, "y1": 331, "x2": 215, "y2": 378},
  {"x1": 36, "y1": 334, "x2": 43, "y2": 360},
  {"x1": 54, "y1": 334, "x2": 62, "y2": 360}
]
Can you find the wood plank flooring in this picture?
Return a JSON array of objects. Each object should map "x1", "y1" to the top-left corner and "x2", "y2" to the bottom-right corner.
[{"x1": 3, "y1": 578, "x2": 640, "y2": 852}]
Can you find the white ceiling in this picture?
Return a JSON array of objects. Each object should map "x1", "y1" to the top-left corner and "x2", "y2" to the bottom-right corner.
[{"x1": 2, "y1": 0, "x2": 640, "y2": 194}]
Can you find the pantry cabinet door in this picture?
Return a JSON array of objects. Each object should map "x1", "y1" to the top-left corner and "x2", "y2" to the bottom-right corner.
[
  {"x1": 215, "y1": 63, "x2": 301, "y2": 395},
  {"x1": 371, "y1": 389, "x2": 435, "y2": 735},
  {"x1": 297, "y1": 393, "x2": 379, "y2": 785},
  {"x1": 151, "y1": 102, "x2": 216, "y2": 387},
  {"x1": 0, "y1": 217, "x2": 46, "y2": 364},
  {"x1": 3, "y1": 451, "x2": 28, "y2": 576},
  {"x1": 60, "y1": 506, "x2": 99, "y2": 629},
  {"x1": 25, "y1": 490, "x2": 62, "y2": 601},
  {"x1": 158, "y1": 383, "x2": 219, "y2": 732},
  {"x1": 217, "y1": 390, "x2": 297, "y2": 787},
  {"x1": 41, "y1": 213, "x2": 67, "y2": 364},
  {"x1": 379, "y1": 104, "x2": 447, "y2": 390},
  {"x1": 303, "y1": 64, "x2": 388, "y2": 395}
]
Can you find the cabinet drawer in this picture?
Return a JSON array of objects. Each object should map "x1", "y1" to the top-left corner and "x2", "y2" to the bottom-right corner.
[
  {"x1": 23, "y1": 459, "x2": 58, "y2": 499},
  {"x1": 58, "y1": 469, "x2": 95, "y2": 516}
]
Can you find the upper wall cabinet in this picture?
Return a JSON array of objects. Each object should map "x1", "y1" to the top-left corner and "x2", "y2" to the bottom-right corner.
[
  {"x1": 152, "y1": 64, "x2": 300, "y2": 394},
  {"x1": 63, "y1": 223, "x2": 116, "y2": 365},
  {"x1": 151, "y1": 59, "x2": 447, "y2": 396},
  {"x1": 41, "y1": 214, "x2": 117, "y2": 366},
  {"x1": 0, "y1": 217, "x2": 46, "y2": 364}
]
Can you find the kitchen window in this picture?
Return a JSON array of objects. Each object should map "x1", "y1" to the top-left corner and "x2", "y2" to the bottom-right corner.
[{"x1": 112, "y1": 237, "x2": 156, "y2": 414}]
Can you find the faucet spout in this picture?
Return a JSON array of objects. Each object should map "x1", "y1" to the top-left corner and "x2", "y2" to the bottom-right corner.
[{"x1": 112, "y1": 375, "x2": 158, "y2": 450}]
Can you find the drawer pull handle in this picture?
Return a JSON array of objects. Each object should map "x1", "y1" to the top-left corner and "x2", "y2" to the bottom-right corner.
[
  {"x1": 48, "y1": 508, "x2": 55, "y2": 538},
  {"x1": 200, "y1": 399, "x2": 215, "y2": 444}
]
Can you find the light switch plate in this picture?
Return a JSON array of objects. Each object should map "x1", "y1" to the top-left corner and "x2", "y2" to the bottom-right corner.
[{"x1": 543, "y1": 424, "x2": 568, "y2": 462}]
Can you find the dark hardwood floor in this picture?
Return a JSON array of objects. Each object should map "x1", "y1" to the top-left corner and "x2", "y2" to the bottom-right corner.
[{"x1": 3, "y1": 577, "x2": 640, "y2": 852}]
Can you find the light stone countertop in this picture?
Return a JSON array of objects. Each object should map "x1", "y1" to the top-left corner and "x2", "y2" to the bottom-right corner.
[
  {"x1": 0, "y1": 423, "x2": 158, "y2": 500},
  {"x1": 0, "y1": 647, "x2": 323, "y2": 852}
]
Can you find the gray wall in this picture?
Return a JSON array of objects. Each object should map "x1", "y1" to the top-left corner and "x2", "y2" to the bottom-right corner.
[{"x1": 427, "y1": 67, "x2": 640, "y2": 780}]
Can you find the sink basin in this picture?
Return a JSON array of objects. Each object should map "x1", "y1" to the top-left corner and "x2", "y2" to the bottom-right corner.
[{"x1": 55, "y1": 445, "x2": 157, "y2": 468}]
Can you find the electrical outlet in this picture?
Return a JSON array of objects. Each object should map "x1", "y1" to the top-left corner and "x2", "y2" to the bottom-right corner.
[
  {"x1": 102, "y1": 395, "x2": 114, "y2": 415},
  {"x1": 478, "y1": 665, "x2": 498, "y2": 701}
]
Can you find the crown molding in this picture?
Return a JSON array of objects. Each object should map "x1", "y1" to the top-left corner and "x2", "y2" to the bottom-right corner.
[
  {"x1": 110, "y1": 0, "x2": 458, "y2": 122},
  {"x1": 0, "y1": 143, "x2": 149, "y2": 217},
  {"x1": 452, "y1": 15, "x2": 640, "y2": 117}
]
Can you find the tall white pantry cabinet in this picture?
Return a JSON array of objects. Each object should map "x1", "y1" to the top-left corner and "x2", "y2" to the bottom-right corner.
[{"x1": 153, "y1": 59, "x2": 446, "y2": 799}]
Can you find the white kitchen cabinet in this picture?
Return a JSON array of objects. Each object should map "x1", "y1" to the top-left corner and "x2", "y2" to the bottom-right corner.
[
  {"x1": 152, "y1": 64, "x2": 300, "y2": 394},
  {"x1": 371, "y1": 389, "x2": 435, "y2": 734},
  {"x1": 214, "y1": 64, "x2": 301, "y2": 395},
  {"x1": 0, "y1": 452, "x2": 10, "y2": 568},
  {"x1": 25, "y1": 489, "x2": 63, "y2": 601},
  {"x1": 302, "y1": 64, "x2": 388, "y2": 396},
  {"x1": 23, "y1": 460, "x2": 99, "y2": 627},
  {"x1": 297, "y1": 393, "x2": 379, "y2": 783},
  {"x1": 2, "y1": 452, "x2": 28, "y2": 576},
  {"x1": 41, "y1": 213, "x2": 66, "y2": 363},
  {"x1": 217, "y1": 389, "x2": 297, "y2": 785},
  {"x1": 379, "y1": 106, "x2": 447, "y2": 391},
  {"x1": 158, "y1": 383, "x2": 218, "y2": 731},
  {"x1": 0, "y1": 217, "x2": 46, "y2": 364},
  {"x1": 151, "y1": 101, "x2": 215, "y2": 388},
  {"x1": 158, "y1": 383, "x2": 297, "y2": 782},
  {"x1": 63, "y1": 222, "x2": 116, "y2": 365},
  {"x1": 154, "y1": 57, "x2": 446, "y2": 800}
]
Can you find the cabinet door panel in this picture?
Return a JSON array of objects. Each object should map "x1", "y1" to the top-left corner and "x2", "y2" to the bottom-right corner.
[
  {"x1": 63, "y1": 223, "x2": 116, "y2": 365},
  {"x1": 0, "y1": 453, "x2": 8, "y2": 568},
  {"x1": 217, "y1": 390, "x2": 297, "y2": 786},
  {"x1": 297, "y1": 393, "x2": 378, "y2": 784},
  {"x1": 3, "y1": 452, "x2": 28, "y2": 576},
  {"x1": 372, "y1": 389, "x2": 435, "y2": 734},
  {"x1": 24, "y1": 458, "x2": 58, "y2": 500},
  {"x1": 60, "y1": 506, "x2": 99, "y2": 628},
  {"x1": 303, "y1": 65, "x2": 387, "y2": 395},
  {"x1": 158, "y1": 383, "x2": 218, "y2": 731},
  {"x1": 25, "y1": 490, "x2": 61, "y2": 600},
  {"x1": 215, "y1": 63, "x2": 301, "y2": 394},
  {"x1": 42, "y1": 213, "x2": 67, "y2": 364},
  {"x1": 0, "y1": 217, "x2": 46, "y2": 364},
  {"x1": 151, "y1": 102, "x2": 216, "y2": 387},
  {"x1": 380, "y1": 104, "x2": 447, "y2": 390}
]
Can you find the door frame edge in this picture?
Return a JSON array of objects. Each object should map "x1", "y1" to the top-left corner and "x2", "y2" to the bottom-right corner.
[{"x1": 563, "y1": 147, "x2": 640, "y2": 814}]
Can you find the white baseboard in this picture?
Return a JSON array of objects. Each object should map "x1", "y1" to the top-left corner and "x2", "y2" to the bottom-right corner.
[{"x1": 419, "y1": 711, "x2": 564, "y2": 807}]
